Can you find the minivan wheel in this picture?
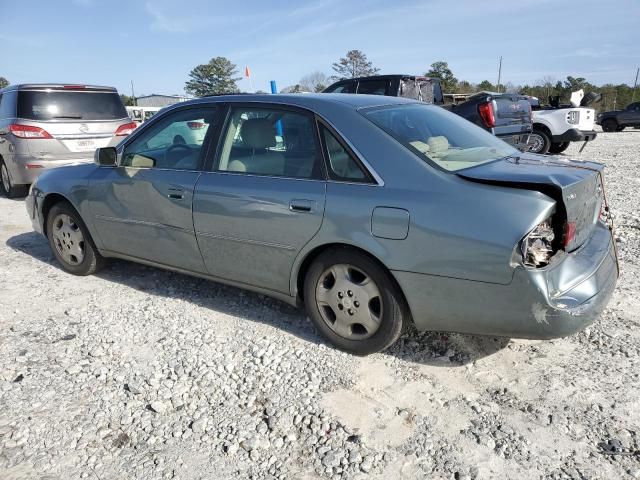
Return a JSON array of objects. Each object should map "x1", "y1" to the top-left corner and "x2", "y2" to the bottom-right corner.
[
  {"x1": 528, "y1": 130, "x2": 551, "y2": 154},
  {"x1": 46, "y1": 202, "x2": 105, "y2": 276},
  {"x1": 0, "y1": 160, "x2": 27, "y2": 198},
  {"x1": 304, "y1": 248, "x2": 408, "y2": 355}
]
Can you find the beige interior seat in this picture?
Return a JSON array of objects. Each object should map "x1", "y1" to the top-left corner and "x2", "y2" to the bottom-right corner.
[{"x1": 228, "y1": 118, "x2": 284, "y2": 176}]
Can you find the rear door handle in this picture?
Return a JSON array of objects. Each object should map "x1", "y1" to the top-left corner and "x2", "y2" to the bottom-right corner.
[{"x1": 289, "y1": 199, "x2": 313, "y2": 213}]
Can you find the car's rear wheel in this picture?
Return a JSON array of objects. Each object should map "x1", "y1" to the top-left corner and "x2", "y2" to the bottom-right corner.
[
  {"x1": 46, "y1": 202, "x2": 105, "y2": 276},
  {"x1": 304, "y1": 248, "x2": 409, "y2": 355},
  {"x1": 548, "y1": 142, "x2": 570, "y2": 154},
  {"x1": 616, "y1": 126, "x2": 626, "y2": 132},
  {"x1": 528, "y1": 129, "x2": 551, "y2": 154},
  {"x1": 0, "y1": 159, "x2": 28, "y2": 198},
  {"x1": 601, "y1": 119, "x2": 618, "y2": 132}
]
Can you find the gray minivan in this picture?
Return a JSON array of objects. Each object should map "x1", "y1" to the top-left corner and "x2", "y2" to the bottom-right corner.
[{"x1": 0, "y1": 84, "x2": 135, "y2": 197}]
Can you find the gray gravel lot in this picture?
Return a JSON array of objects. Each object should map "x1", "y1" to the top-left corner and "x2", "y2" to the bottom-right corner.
[{"x1": 1, "y1": 131, "x2": 639, "y2": 479}]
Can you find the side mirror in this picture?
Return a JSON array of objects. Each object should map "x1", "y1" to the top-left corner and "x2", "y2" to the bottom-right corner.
[{"x1": 94, "y1": 147, "x2": 117, "y2": 166}]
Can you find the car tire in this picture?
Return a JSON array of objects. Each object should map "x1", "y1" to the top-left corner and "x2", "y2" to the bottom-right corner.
[
  {"x1": 601, "y1": 119, "x2": 618, "y2": 132},
  {"x1": 0, "y1": 159, "x2": 28, "y2": 199},
  {"x1": 616, "y1": 126, "x2": 626, "y2": 132},
  {"x1": 303, "y1": 247, "x2": 409, "y2": 355},
  {"x1": 528, "y1": 129, "x2": 551, "y2": 154},
  {"x1": 548, "y1": 142, "x2": 570, "y2": 154},
  {"x1": 46, "y1": 201, "x2": 105, "y2": 276}
]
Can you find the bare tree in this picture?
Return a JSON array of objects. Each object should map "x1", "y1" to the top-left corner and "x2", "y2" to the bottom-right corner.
[
  {"x1": 300, "y1": 72, "x2": 329, "y2": 92},
  {"x1": 331, "y1": 50, "x2": 379, "y2": 80},
  {"x1": 536, "y1": 75, "x2": 557, "y2": 100}
]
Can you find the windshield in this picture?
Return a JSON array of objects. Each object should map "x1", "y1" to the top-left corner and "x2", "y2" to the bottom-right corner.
[
  {"x1": 363, "y1": 103, "x2": 517, "y2": 172},
  {"x1": 17, "y1": 90, "x2": 128, "y2": 121}
]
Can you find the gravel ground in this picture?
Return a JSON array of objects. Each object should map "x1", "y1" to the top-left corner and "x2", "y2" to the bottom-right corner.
[{"x1": 1, "y1": 130, "x2": 639, "y2": 480}]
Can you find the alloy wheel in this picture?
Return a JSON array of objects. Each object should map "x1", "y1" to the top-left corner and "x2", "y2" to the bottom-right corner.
[
  {"x1": 52, "y1": 213, "x2": 85, "y2": 265},
  {"x1": 1, "y1": 164, "x2": 10, "y2": 193},
  {"x1": 528, "y1": 133, "x2": 544, "y2": 153},
  {"x1": 315, "y1": 264, "x2": 383, "y2": 340}
]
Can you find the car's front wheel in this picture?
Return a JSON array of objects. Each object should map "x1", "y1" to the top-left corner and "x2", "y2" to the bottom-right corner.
[
  {"x1": 0, "y1": 159, "x2": 28, "y2": 198},
  {"x1": 46, "y1": 202, "x2": 105, "y2": 276},
  {"x1": 304, "y1": 248, "x2": 409, "y2": 355},
  {"x1": 601, "y1": 119, "x2": 618, "y2": 132},
  {"x1": 528, "y1": 129, "x2": 551, "y2": 154}
]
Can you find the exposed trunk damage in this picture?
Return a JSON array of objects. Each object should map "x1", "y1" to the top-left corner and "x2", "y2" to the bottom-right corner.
[{"x1": 456, "y1": 153, "x2": 616, "y2": 268}]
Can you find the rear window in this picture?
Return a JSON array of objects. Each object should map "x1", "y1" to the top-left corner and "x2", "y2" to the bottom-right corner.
[
  {"x1": 363, "y1": 104, "x2": 517, "y2": 172},
  {"x1": 17, "y1": 90, "x2": 127, "y2": 121}
]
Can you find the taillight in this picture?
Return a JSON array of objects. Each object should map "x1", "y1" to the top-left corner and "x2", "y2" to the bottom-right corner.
[
  {"x1": 9, "y1": 124, "x2": 53, "y2": 139},
  {"x1": 478, "y1": 101, "x2": 495, "y2": 128},
  {"x1": 115, "y1": 121, "x2": 137, "y2": 136},
  {"x1": 567, "y1": 111, "x2": 580, "y2": 125},
  {"x1": 187, "y1": 121, "x2": 205, "y2": 129},
  {"x1": 63, "y1": 85, "x2": 86, "y2": 89},
  {"x1": 563, "y1": 222, "x2": 576, "y2": 248},
  {"x1": 521, "y1": 217, "x2": 556, "y2": 267}
]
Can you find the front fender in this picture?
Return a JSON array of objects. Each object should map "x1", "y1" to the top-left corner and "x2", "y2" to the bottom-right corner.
[{"x1": 31, "y1": 164, "x2": 102, "y2": 248}]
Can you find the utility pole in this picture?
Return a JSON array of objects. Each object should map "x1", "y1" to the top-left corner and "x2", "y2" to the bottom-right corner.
[
  {"x1": 496, "y1": 56, "x2": 503, "y2": 93},
  {"x1": 632, "y1": 67, "x2": 639, "y2": 102},
  {"x1": 131, "y1": 80, "x2": 136, "y2": 106}
]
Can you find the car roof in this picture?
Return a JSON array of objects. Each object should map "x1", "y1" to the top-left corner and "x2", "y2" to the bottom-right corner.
[
  {"x1": 1, "y1": 83, "x2": 117, "y2": 92},
  {"x1": 330, "y1": 74, "x2": 437, "y2": 83},
  {"x1": 180, "y1": 93, "x2": 419, "y2": 111}
]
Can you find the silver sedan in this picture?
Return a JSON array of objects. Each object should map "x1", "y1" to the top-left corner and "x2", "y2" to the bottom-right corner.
[{"x1": 26, "y1": 94, "x2": 618, "y2": 354}]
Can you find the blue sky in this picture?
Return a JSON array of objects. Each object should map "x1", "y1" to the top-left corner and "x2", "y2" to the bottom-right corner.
[{"x1": 2, "y1": 0, "x2": 639, "y2": 96}]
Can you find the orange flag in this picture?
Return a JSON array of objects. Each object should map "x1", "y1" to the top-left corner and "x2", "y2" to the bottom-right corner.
[{"x1": 245, "y1": 66, "x2": 251, "y2": 78}]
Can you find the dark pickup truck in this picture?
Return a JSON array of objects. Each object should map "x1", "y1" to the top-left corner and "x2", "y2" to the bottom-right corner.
[
  {"x1": 323, "y1": 75, "x2": 532, "y2": 150},
  {"x1": 597, "y1": 102, "x2": 640, "y2": 132}
]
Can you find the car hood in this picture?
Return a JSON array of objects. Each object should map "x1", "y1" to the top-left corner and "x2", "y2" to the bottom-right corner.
[{"x1": 457, "y1": 153, "x2": 605, "y2": 251}]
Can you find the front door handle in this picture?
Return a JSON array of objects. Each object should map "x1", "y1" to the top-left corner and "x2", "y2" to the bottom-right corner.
[
  {"x1": 289, "y1": 199, "x2": 313, "y2": 213},
  {"x1": 167, "y1": 187, "x2": 185, "y2": 200}
]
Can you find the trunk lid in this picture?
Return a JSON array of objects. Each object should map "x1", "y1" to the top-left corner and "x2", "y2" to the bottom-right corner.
[{"x1": 457, "y1": 153, "x2": 605, "y2": 251}]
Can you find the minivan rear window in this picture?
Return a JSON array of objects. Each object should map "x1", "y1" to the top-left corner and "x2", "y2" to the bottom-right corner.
[{"x1": 17, "y1": 91, "x2": 127, "y2": 121}]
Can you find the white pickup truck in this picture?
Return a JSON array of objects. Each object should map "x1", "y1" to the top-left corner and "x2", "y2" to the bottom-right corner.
[{"x1": 527, "y1": 89, "x2": 599, "y2": 154}]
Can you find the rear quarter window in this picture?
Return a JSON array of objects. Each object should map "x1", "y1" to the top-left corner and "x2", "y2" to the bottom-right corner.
[{"x1": 17, "y1": 91, "x2": 127, "y2": 121}]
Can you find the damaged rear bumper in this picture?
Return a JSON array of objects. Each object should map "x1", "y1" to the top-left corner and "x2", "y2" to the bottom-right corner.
[{"x1": 392, "y1": 221, "x2": 618, "y2": 339}]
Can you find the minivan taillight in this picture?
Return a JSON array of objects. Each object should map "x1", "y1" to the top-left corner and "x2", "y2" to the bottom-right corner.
[
  {"x1": 9, "y1": 124, "x2": 53, "y2": 139},
  {"x1": 115, "y1": 122, "x2": 137, "y2": 136},
  {"x1": 187, "y1": 122, "x2": 205, "y2": 129},
  {"x1": 478, "y1": 101, "x2": 496, "y2": 129}
]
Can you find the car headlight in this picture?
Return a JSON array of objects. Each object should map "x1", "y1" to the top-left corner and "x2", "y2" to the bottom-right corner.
[
  {"x1": 521, "y1": 218, "x2": 556, "y2": 267},
  {"x1": 567, "y1": 110, "x2": 580, "y2": 125}
]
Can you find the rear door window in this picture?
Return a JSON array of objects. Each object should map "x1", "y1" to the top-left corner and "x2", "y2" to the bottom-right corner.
[
  {"x1": 217, "y1": 107, "x2": 322, "y2": 179},
  {"x1": 357, "y1": 80, "x2": 388, "y2": 96},
  {"x1": 17, "y1": 90, "x2": 128, "y2": 120}
]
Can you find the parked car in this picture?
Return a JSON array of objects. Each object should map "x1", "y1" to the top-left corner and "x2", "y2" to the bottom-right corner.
[
  {"x1": 26, "y1": 94, "x2": 618, "y2": 354},
  {"x1": 597, "y1": 101, "x2": 640, "y2": 132},
  {"x1": 445, "y1": 91, "x2": 532, "y2": 151},
  {"x1": 126, "y1": 106, "x2": 162, "y2": 125},
  {"x1": 323, "y1": 76, "x2": 532, "y2": 150},
  {"x1": 323, "y1": 74, "x2": 444, "y2": 104},
  {"x1": 0, "y1": 84, "x2": 136, "y2": 198},
  {"x1": 527, "y1": 89, "x2": 599, "y2": 154}
]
